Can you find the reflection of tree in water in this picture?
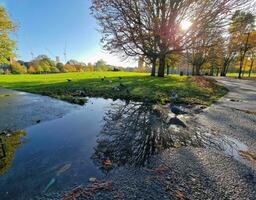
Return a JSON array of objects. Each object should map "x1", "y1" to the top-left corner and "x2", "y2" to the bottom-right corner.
[
  {"x1": 0, "y1": 131, "x2": 26, "y2": 174},
  {"x1": 92, "y1": 102, "x2": 205, "y2": 170}
]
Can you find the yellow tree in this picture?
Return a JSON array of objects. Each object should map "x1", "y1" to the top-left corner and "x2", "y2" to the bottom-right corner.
[
  {"x1": 229, "y1": 11, "x2": 255, "y2": 78},
  {"x1": 0, "y1": 6, "x2": 16, "y2": 64}
]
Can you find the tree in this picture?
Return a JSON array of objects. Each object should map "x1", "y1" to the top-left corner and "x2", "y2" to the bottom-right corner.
[
  {"x1": 27, "y1": 65, "x2": 36, "y2": 74},
  {"x1": 92, "y1": 0, "x2": 252, "y2": 77},
  {"x1": 85, "y1": 62, "x2": 95, "y2": 72},
  {"x1": 230, "y1": 11, "x2": 255, "y2": 78},
  {"x1": 32, "y1": 55, "x2": 56, "y2": 73},
  {"x1": 165, "y1": 54, "x2": 181, "y2": 75},
  {"x1": 0, "y1": 6, "x2": 16, "y2": 65},
  {"x1": 56, "y1": 62, "x2": 65, "y2": 72},
  {"x1": 11, "y1": 62, "x2": 27, "y2": 74},
  {"x1": 248, "y1": 48, "x2": 256, "y2": 77},
  {"x1": 95, "y1": 59, "x2": 108, "y2": 71},
  {"x1": 220, "y1": 37, "x2": 237, "y2": 76}
]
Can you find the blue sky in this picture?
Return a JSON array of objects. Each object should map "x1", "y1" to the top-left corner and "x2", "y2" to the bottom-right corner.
[{"x1": 0, "y1": 0, "x2": 136, "y2": 67}]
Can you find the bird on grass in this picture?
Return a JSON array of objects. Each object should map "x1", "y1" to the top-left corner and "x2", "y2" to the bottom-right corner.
[{"x1": 170, "y1": 90, "x2": 178, "y2": 102}]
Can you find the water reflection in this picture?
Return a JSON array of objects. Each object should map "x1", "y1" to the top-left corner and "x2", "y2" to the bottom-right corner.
[
  {"x1": 92, "y1": 102, "x2": 204, "y2": 170},
  {"x1": 0, "y1": 131, "x2": 26, "y2": 174}
]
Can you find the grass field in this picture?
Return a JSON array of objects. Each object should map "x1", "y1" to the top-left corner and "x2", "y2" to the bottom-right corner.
[
  {"x1": 226, "y1": 73, "x2": 256, "y2": 78},
  {"x1": 0, "y1": 72, "x2": 227, "y2": 105}
]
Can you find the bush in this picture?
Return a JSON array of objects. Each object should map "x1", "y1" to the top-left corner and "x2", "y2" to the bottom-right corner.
[{"x1": 11, "y1": 62, "x2": 27, "y2": 74}]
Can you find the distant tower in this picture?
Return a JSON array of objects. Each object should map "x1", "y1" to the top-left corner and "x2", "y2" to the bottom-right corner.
[
  {"x1": 31, "y1": 52, "x2": 34, "y2": 60},
  {"x1": 64, "y1": 41, "x2": 67, "y2": 63},
  {"x1": 56, "y1": 56, "x2": 60, "y2": 64},
  {"x1": 138, "y1": 56, "x2": 145, "y2": 69}
]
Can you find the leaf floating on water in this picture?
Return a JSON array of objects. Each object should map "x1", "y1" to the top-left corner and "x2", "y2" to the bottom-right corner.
[
  {"x1": 56, "y1": 163, "x2": 72, "y2": 176},
  {"x1": 102, "y1": 159, "x2": 112, "y2": 168},
  {"x1": 42, "y1": 178, "x2": 56, "y2": 194},
  {"x1": 174, "y1": 190, "x2": 189, "y2": 200},
  {"x1": 239, "y1": 150, "x2": 256, "y2": 162},
  {"x1": 89, "y1": 177, "x2": 97, "y2": 182}
]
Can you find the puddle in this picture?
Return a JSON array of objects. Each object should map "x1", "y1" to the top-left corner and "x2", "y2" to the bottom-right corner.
[
  {"x1": 0, "y1": 98, "x2": 207, "y2": 199},
  {"x1": 200, "y1": 133, "x2": 248, "y2": 161},
  {"x1": 0, "y1": 96, "x2": 251, "y2": 199}
]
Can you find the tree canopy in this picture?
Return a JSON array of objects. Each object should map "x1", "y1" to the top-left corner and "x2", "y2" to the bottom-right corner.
[{"x1": 0, "y1": 6, "x2": 16, "y2": 64}]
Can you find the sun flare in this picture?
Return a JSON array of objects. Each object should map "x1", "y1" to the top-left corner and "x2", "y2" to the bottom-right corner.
[{"x1": 181, "y1": 20, "x2": 192, "y2": 31}]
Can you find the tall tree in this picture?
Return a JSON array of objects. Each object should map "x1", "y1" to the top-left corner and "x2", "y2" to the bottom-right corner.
[
  {"x1": 229, "y1": 11, "x2": 255, "y2": 78},
  {"x1": 92, "y1": 0, "x2": 252, "y2": 77},
  {"x1": 0, "y1": 6, "x2": 16, "y2": 64}
]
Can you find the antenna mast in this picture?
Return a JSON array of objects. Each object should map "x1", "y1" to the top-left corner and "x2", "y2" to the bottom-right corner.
[{"x1": 64, "y1": 41, "x2": 67, "y2": 63}]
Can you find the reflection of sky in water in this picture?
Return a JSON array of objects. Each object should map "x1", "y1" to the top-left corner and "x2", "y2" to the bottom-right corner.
[{"x1": 0, "y1": 98, "x2": 113, "y2": 199}]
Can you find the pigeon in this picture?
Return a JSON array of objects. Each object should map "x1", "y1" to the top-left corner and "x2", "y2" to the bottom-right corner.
[
  {"x1": 170, "y1": 105, "x2": 187, "y2": 116},
  {"x1": 170, "y1": 90, "x2": 178, "y2": 102}
]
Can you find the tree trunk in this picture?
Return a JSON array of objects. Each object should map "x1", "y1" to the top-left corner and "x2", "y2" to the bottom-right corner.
[
  {"x1": 216, "y1": 68, "x2": 219, "y2": 76},
  {"x1": 249, "y1": 58, "x2": 254, "y2": 78},
  {"x1": 166, "y1": 64, "x2": 170, "y2": 75},
  {"x1": 192, "y1": 65, "x2": 195, "y2": 76},
  {"x1": 210, "y1": 66, "x2": 214, "y2": 76},
  {"x1": 238, "y1": 54, "x2": 244, "y2": 79},
  {"x1": 238, "y1": 33, "x2": 250, "y2": 79},
  {"x1": 151, "y1": 58, "x2": 156, "y2": 77},
  {"x1": 195, "y1": 65, "x2": 200, "y2": 76},
  {"x1": 158, "y1": 55, "x2": 166, "y2": 77}
]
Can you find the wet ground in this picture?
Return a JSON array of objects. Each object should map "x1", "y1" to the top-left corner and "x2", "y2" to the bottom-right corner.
[{"x1": 0, "y1": 77, "x2": 256, "y2": 200}]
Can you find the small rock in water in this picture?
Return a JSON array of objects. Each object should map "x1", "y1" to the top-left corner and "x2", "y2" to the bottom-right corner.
[
  {"x1": 36, "y1": 120, "x2": 41, "y2": 124},
  {"x1": 56, "y1": 163, "x2": 72, "y2": 176},
  {"x1": 170, "y1": 105, "x2": 187, "y2": 115},
  {"x1": 89, "y1": 177, "x2": 97, "y2": 182}
]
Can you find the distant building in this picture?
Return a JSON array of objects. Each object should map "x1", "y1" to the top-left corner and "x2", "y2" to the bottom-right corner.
[{"x1": 138, "y1": 56, "x2": 145, "y2": 70}]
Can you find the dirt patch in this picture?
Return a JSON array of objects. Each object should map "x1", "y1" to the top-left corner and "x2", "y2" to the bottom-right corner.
[{"x1": 190, "y1": 76, "x2": 216, "y2": 88}]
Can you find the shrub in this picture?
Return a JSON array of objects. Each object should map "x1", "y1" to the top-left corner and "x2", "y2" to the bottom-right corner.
[{"x1": 11, "y1": 62, "x2": 27, "y2": 74}]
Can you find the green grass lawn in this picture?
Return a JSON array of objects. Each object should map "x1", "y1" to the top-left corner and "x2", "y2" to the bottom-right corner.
[
  {"x1": 0, "y1": 72, "x2": 227, "y2": 105},
  {"x1": 226, "y1": 73, "x2": 256, "y2": 78}
]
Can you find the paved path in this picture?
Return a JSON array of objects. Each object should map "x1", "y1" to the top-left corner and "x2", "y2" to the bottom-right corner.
[
  {"x1": 198, "y1": 77, "x2": 256, "y2": 148},
  {"x1": 0, "y1": 88, "x2": 78, "y2": 132}
]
